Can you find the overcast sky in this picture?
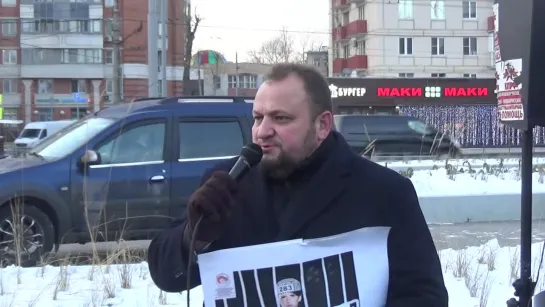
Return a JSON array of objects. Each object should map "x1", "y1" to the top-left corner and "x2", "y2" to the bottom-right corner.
[{"x1": 191, "y1": 0, "x2": 330, "y2": 63}]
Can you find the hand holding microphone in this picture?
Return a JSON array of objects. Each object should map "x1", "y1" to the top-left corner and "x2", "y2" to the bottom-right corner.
[{"x1": 184, "y1": 143, "x2": 263, "y2": 245}]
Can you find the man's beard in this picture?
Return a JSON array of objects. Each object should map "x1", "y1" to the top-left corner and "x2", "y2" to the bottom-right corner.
[{"x1": 259, "y1": 127, "x2": 318, "y2": 179}]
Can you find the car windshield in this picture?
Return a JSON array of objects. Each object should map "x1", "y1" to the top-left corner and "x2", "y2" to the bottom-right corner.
[
  {"x1": 19, "y1": 128, "x2": 41, "y2": 138},
  {"x1": 408, "y1": 120, "x2": 437, "y2": 135},
  {"x1": 30, "y1": 117, "x2": 115, "y2": 159}
]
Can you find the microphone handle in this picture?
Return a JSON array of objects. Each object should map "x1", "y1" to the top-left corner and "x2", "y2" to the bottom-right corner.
[{"x1": 228, "y1": 157, "x2": 251, "y2": 180}]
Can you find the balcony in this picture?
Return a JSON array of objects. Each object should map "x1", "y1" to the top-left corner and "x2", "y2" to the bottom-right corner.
[
  {"x1": 19, "y1": 34, "x2": 103, "y2": 49},
  {"x1": 21, "y1": 64, "x2": 105, "y2": 79},
  {"x1": 347, "y1": 55, "x2": 368, "y2": 69},
  {"x1": 487, "y1": 16, "x2": 495, "y2": 32},
  {"x1": 347, "y1": 20, "x2": 367, "y2": 36},
  {"x1": 332, "y1": 26, "x2": 347, "y2": 41},
  {"x1": 333, "y1": 0, "x2": 348, "y2": 7},
  {"x1": 333, "y1": 58, "x2": 347, "y2": 73}
]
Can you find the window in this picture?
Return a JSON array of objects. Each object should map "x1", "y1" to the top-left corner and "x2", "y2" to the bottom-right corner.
[
  {"x1": 1, "y1": 19, "x2": 17, "y2": 36},
  {"x1": 463, "y1": 37, "x2": 477, "y2": 55},
  {"x1": 463, "y1": 73, "x2": 477, "y2": 78},
  {"x1": 36, "y1": 108, "x2": 53, "y2": 121},
  {"x1": 398, "y1": 0, "x2": 413, "y2": 19},
  {"x1": 356, "y1": 41, "x2": 365, "y2": 55},
  {"x1": 213, "y1": 76, "x2": 221, "y2": 89},
  {"x1": 2, "y1": 49, "x2": 16, "y2": 64},
  {"x1": 104, "y1": 50, "x2": 113, "y2": 64},
  {"x1": 399, "y1": 38, "x2": 413, "y2": 55},
  {"x1": 33, "y1": 117, "x2": 115, "y2": 159},
  {"x1": 178, "y1": 121, "x2": 244, "y2": 159},
  {"x1": 1, "y1": 0, "x2": 17, "y2": 7},
  {"x1": 227, "y1": 74, "x2": 257, "y2": 89},
  {"x1": 2, "y1": 79, "x2": 18, "y2": 93},
  {"x1": 463, "y1": 1, "x2": 477, "y2": 19},
  {"x1": 97, "y1": 122, "x2": 166, "y2": 164},
  {"x1": 358, "y1": 6, "x2": 365, "y2": 20},
  {"x1": 71, "y1": 108, "x2": 87, "y2": 120},
  {"x1": 104, "y1": 0, "x2": 113, "y2": 7},
  {"x1": 343, "y1": 44, "x2": 349, "y2": 58},
  {"x1": 398, "y1": 73, "x2": 414, "y2": 77},
  {"x1": 431, "y1": 37, "x2": 445, "y2": 55},
  {"x1": 71, "y1": 79, "x2": 86, "y2": 93},
  {"x1": 430, "y1": 0, "x2": 445, "y2": 20},
  {"x1": 90, "y1": 19, "x2": 101, "y2": 33},
  {"x1": 431, "y1": 73, "x2": 446, "y2": 78},
  {"x1": 37, "y1": 79, "x2": 53, "y2": 94}
]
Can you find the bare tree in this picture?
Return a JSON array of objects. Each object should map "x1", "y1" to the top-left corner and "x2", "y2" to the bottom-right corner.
[
  {"x1": 247, "y1": 27, "x2": 300, "y2": 64},
  {"x1": 182, "y1": 4, "x2": 201, "y2": 95},
  {"x1": 293, "y1": 34, "x2": 322, "y2": 63}
]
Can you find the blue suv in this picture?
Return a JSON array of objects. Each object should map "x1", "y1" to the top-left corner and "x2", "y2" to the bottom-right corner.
[{"x1": 0, "y1": 96, "x2": 255, "y2": 266}]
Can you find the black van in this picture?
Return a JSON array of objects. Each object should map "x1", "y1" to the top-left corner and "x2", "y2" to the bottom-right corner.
[{"x1": 333, "y1": 114, "x2": 462, "y2": 158}]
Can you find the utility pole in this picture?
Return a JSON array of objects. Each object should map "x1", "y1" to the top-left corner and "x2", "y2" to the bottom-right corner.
[
  {"x1": 160, "y1": 0, "x2": 167, "y2": 96},
  {"x1": 147, "y1": 0, "x2": 159, "y2": 97},
  {"x1": 112, "y1": 0, "x2": 122, "y2": 104}
]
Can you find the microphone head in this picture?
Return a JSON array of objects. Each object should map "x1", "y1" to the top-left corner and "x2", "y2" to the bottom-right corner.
[{"x1": 240, "y1": 143, "x2": 263, "y2": 167}]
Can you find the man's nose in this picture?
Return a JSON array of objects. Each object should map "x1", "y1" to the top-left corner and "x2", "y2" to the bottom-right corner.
[{"x1": 256, "y1": 117, "x2": 274, "y2": 139}]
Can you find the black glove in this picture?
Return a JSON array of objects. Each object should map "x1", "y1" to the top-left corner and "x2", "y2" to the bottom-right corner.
[{"x1": 186, "y1": 171, "x2": 238, "y2": 243}]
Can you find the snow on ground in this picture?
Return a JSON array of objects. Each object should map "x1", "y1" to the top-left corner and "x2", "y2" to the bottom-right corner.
[
  {"x1": 410, "y1": 169, "x2": 545, "y2": 196},
  {"x1": 378, "y1": 157, "x2": 545, "y2": 169},
  {"x1": 1, "y1": 240, "x2": 544, "y2": 307}
]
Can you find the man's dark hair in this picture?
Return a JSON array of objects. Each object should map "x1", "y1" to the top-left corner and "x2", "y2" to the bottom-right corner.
[{"x1": 264, "y1": 63, "x2": 332, "y2": 117}]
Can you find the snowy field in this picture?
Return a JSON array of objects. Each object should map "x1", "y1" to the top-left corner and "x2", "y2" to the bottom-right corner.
[{"x1": 1, "y1": 240, "x2": 544, "y2": 306}]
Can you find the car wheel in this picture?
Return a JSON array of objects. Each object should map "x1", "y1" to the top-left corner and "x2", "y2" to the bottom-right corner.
[{"x1": 0, "y1": 204, "x2": 55, "y2": 267}]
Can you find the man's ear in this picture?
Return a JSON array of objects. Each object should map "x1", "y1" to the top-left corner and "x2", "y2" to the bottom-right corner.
[{"x1": 315, "y1": 111, "x2": 333, "y2": 140}]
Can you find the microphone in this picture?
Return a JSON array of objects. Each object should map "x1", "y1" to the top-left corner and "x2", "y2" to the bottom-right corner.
[
  {"x1": 186, "y1": 143, "x2": 262, "y2": 306},
  {"x1": 229, "y1": 143, "x2": 264, "y2": 180}
]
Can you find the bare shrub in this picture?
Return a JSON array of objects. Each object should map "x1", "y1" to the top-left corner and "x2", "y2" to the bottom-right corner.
[
  {"x1": 453, "y1": 249, "x2": 471, "y2": 278},
  {"x1": 0, "y1": 269, "x2": 4, "y2": 296},
  {"x1": 477, "y1": 247, "x2": 486, "y2": 264},
  {"x1": 486, "y1": 247, "x2": 497, "y2": 271},
  {"x1": 509, "y1": 247, "x2": 520, "y2": 283},
  {"x1": 52, "y1": 256, "x2": 71, "y2": 300},
  {"x1": 479, "y1": 272, "x2": 493, "y2": 307},
  {"x1": 117, "y1": 248, "x2": 134, "y2": 289},
  {"x1": 102, "y1": 274, "x2": 116, "y2": 299},
  {"x1": 465, "y1": 267, "x2": 483, "y2": 297},
  {"x1": 159, "y1": 290, "x2": 167, "y2": 305}
]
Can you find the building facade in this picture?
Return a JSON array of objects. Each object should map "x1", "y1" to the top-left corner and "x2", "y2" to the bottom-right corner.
[
  {"x1": 199, "y1": 62, "x2": 273, "y2": 97},
  {"x1": 305, "y1": 49, "x2": 329, "y2": 77},
  {"x1": 329, "y1": 0, "x2": 496, "y2": 78},
  {"x1": 0, "y1": 0, "x2": 189, "y2": 124}
]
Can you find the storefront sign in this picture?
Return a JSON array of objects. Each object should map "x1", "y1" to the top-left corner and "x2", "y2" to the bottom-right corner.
[
  {"x1": 377, "y1": 88, "x2": 422, "y2": 97},
  {"x1": 329, "y1": 84, "x2": 366, "y2": 98},
  {"x1": 377, "y1": 87, "x2": 489, "y2": 98}
]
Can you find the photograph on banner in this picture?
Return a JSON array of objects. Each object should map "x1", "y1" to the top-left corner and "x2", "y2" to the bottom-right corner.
[
  {"x1": 197, "y1": 227, "x2": 391, "y2": 307},
  {"x1": 495, "y1": 59, "x2": 524, "y2": 121}
]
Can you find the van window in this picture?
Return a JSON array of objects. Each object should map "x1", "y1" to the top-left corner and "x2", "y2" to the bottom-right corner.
[
  {"x1": 179, "y1": 120, "x2": 244, "y2": 159},
  {"x1": 97, "y1": 122, "x2": 166, "y2": 164},
  {"x1": 20, "y1": 128, "x2": 41, "y2": 138}
]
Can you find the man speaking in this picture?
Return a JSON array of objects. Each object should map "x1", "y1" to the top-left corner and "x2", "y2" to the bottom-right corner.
[{"x1": 147, "y1": 63, "x2": 448, "y2": 306}]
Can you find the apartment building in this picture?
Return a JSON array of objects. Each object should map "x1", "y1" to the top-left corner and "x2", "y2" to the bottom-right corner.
[
  {"x1": 0, "y1": 0, "x2": 186, "y2": 124},
  {"x1": 329, "y1": 0, "x2": 495, "y2": 78}
]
